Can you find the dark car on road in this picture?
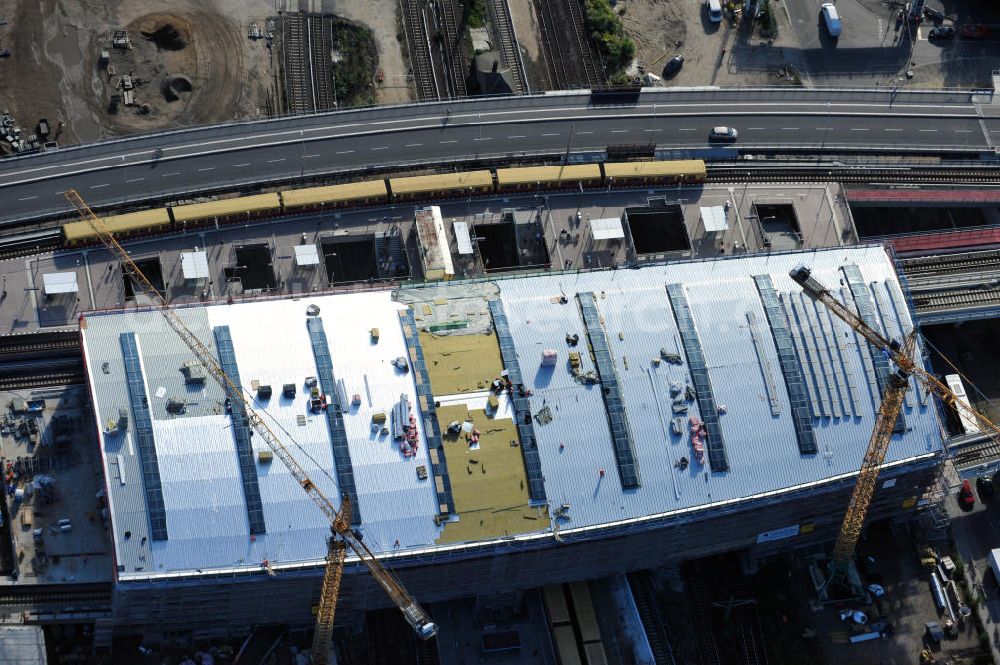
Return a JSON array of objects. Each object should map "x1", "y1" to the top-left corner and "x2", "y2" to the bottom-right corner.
[
  {"x1": 978, "y1": 475, "x2": 995, "y2": 500},
  {"x1": 959, "y1": 479, "x2": 976, "y2": 510},
  {"x1": 928, "y1": 26, "x2": 955, "y2": 39},
  {"x1": 662, "y1": 55, "x2": 684, "y2": 78}
]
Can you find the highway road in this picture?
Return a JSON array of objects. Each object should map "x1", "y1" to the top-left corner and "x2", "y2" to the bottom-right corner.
[{"x1": 0, "y1": 88, "x2": 997, "y2": 225}]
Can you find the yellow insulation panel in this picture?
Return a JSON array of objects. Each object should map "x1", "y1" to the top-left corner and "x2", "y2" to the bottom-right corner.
[
  {"x1": 171, "y1": 193, "x2": 281, "y2": 223},
  {"x1": 64, "y1": 207, "x2": 171, "y2": 242},
  {"x1": 603, "y1": 159, "x2": 707, "y2": 180},
  {"x1": 389, "y1": 170, "x2": 493, "y2": 196},
  {"x1": 281, "y1": 180, "x2": 387, "y2": 207},
  {"x1": 496, "y1": 164, "x2": 602, "y2": 186}
]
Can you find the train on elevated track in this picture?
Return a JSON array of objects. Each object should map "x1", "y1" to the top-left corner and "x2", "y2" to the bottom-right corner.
[{"x1": 62, "y1": 159, "x2": 706, "y2": 246}]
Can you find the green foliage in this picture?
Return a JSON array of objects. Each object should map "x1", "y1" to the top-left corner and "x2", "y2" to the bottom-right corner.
[
  {"x1": 465, "y1": 0, "x2": 487, "y2": 29},
  {"x1": 330, "y1": 19, "x2": 378, "y2": 107},
  {"x1": 758, "y1": 0, "x2": 779, "y2": 38},
  {"x1": 582, "y1": 0, "x2": 635, "y2": 73}
]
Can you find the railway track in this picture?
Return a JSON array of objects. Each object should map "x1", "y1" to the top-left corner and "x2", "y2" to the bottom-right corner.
[
  {"x1": 0, "y1": 586, "x2": 112, "y2": 606},
  {"x1": 0, "y1": 331, "x2": 78, "y2": 359},
  {"x1": 705, "y1": 165, "x2": 1000, "y2": 185},
  {"x1": 533, "y1": 0, "x2": 605, "y2": 89},
  {"x1": 0, "y1": 229, "x2": 62, "y2": 261},
  {"x1": 309, "y1": 15, "x2": 337, "y2": 109},
  {"x1": 486, "y1": 0, "x2": 527, "y2": 94},
  {"x1": 437, "y1": 0, "x2": 469, "y2": 98},
  {"x1": 401, "y1": 0, "x2": 440, "y2": 101},
  {"x1": 900, "y1": 248, "x2": 1000, "y2": 278},
  {"x1": 910, "y1": 285, "x2": 1000, "y2": 312},
  {"x1": 282, "y1": 13, "x2": 314, "y2": 114},
  {"x1": 0, "y1": 358, "x2": 84, "y2": 391}
]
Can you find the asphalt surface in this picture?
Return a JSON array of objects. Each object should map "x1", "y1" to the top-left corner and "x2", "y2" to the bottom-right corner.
[{"x1": 0, "y1": 88, "x2": 997, "y2": 225}]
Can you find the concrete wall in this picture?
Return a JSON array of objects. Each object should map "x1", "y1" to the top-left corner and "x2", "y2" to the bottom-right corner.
[{"x1": 111, "y1": 457, "x2": 939, "y2": 644}]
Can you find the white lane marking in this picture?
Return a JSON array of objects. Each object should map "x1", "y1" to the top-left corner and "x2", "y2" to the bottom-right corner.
[
  {"x1": 815, "y1": 127, "x2": 834, "y2": 131},
  {"x1": 336, "y1": 150, "x2": 355, "y2": 154},
  {"x1": 233, "y1": 163, "x2": 251, "y2": 167},
  {"x1": 850, "y1": 128, "x2": 870, "y2": 132},
  {"x1": 473, "y1": 137, "x2": 492, "y2": 141},
  {"x1": 781, "y1": 127, "x2": 800, "y2": 131},
  {"x1": 643, "y1": 129, "x2": 663, "y2": 133},
  {"x1": 198, "y1": 166, "x2": 215, "y2": 171},
  {"x1": 439, "y1": 140, "x2": 458, "y2": 144},
  {"x1": 405, "y1": 143, "x2": 423, "y2": 147},
  {"x1": 542, "y1": 132, "x2": 560, "y2": 136},
  {"x1": 577, "y1": 130, "x2": 594, "y2": 135},
  {"x1": 162, "y1": 172, "x2": 181, "y2": 177},
  {"x1": 611, "y1": 129, "x2": 628, "y2": 133},
  {"x1": 508, "y1": 134, "x2": 527, "y2": 138},
  {"x1": 747, "y1": 127, "x2": 765, "y2": 130},
  {"x1": 303, "y1": 154, "x2": 321, "y2": 159},
  {"x1": 371, "y1": 146, "x2": 389, "y2": 150},
  {"x1": 883, "y1": 128, "x2": 903, "y2": 132},
  {"x1": 954, "y1": 129, "x2": 973, "y2": 133},
  {"x1": 18, "y1": 195, "x2": 38, "y2": 201},
  {"x1": 266, "y1": 158, "x2": 286, "y2": 163},
  {"x1": 90, "y1": 183, "x2": 110, "y2": 189},
  {"x1": 126, "y1": 177, "x2": 145, "y2": 183},
  {"x1": 918, "y1": 129, "x2": 938, "y2": 132},
  {"x1": 677, "y1": 128, "x2": 696, "y2": 132}
]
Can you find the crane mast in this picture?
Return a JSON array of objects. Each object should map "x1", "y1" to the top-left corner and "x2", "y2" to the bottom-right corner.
[
  {"x1": 65, "y1": 190, "x2": 438, "y2": 655},
  {"x1": 790, "y1": 265, "x2": 1000, "y2": 573}
]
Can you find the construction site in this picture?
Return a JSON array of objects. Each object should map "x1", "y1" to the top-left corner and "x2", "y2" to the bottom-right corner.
[{"x1": 0, "y1": 165, "x2": 995, "y2": 663}]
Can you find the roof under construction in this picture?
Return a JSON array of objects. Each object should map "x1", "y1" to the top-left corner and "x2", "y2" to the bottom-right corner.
[{"x1": 81, "y1": 245, "x2": 942, "y2": 580}]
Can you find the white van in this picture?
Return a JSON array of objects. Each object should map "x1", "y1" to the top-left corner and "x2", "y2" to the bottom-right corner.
[
  {"x1": 707, "y1": 0, "x2": 723, "y2": 22},
  {"x1": 821, "y1": 3, "x2": 842, "y2": 37}
]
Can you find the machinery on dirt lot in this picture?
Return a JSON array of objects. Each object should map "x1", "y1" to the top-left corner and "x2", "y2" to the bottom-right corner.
[{"x1": 66, "y1": 189, "x2": 438, "y2": 663}]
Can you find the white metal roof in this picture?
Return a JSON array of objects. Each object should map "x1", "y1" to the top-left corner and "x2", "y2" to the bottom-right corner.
[
  {"x1": 453, "y1": 221, "x2": 474, "y2": 255},
  {"x1": 180, "y1": 251, "x2": 209, "y2": 280},
  {"x1": 591, "y1": 217, "x2": 625, "y2": 240},
  {"x1": 293, "y1": 244, "x2": 321, "y2": 266},
  {"x1": 80, "y1": 245, "x2": 942, "y2": 579},
  {"x1": 42, "y1": 271, "x2": 78, "y2": 294},
  {"x1": 700, "y1": 206, "x2": 729, "y2": 233},
  {"x1": 82, "y1": 292, "x2": 442, "y2": 578}
]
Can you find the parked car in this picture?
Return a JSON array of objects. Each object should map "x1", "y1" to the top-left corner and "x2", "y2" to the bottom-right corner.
[
  {"x1": 821, "y1": 3, "x2": 842, "y2": 37},
  {"x1": 706, "y1": 0, "x2": 723, "y2": 23},
  {"x1": 663, "y1": 55, "x2": 685, "y2": 78},
  {"x1": 978, "y1": 475, "x2": 995, "y2": 500},
  {"x1": 928, "y1": 26, "x2": 955, "y2": 39},
  {"x1": 958, "y1": 479, "x2": 976, "y2": 510},
  {"x1": 0, "y1": 49, "x2": 11, "y2": 58},
  {"x1": 708, "y1": 126, "x2": 738, "y2": 141},
  {"x1": 960, "y1": 25, "x2": 991, "y2": 40}
]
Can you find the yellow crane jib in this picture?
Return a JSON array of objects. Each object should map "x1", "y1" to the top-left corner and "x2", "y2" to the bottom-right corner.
[
  {"x1": 790, "y1": 264, "x2": 1000, "y2": 577},
  {"x1": 63, "y1": 190, "x2": 439, "y2": 656}
]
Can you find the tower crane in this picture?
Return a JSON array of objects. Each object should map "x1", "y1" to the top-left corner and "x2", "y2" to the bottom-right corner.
[
  {"x1": 65, "y1": 190, "x2": 438, "y2": 664},
  {"x1": 790, "y1": 265, "x2": 1000, "y2": 576}
]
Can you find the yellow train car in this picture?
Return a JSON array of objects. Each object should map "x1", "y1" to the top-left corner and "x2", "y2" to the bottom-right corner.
[
  {"x1": 170, "y1": 192, "x2": 282, "y2": 225},
  {"x1": 280, "y1": 179, "x2": 388, "y2": 210},
  {"x1": 388, "y1": 170, "x2": 493, "y2": 200},
  {"x1": 496, "y1": 164, "x2": 602, "y2": 191},
  {"x1": 63, "y1": 207, "x2": 172, "y2": 246},
  {"x1": 602, "y1": 159, "x2": 706, "y2": 185}
]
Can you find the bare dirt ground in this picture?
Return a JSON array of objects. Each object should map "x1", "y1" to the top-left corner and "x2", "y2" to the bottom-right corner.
[
  {"x1": 0, "y1": 0, "x2": 278, "y2": 146},
  {"x1": 507, "y1": 0, "x2": 547, "y2": 92},
  {"x1": 619, "y1": 0, "x2": 779, "y2": 87}
]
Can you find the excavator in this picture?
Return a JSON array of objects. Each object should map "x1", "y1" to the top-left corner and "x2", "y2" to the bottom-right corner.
[
  {"x1": 65, "y1": 190, "x2": 437, "y2": 664},
  {"x1": 790, "y1": 265, "x2": 1000, "y2": 581}
]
